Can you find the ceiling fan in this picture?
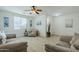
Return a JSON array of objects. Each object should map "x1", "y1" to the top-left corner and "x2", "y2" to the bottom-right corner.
[{"x1": 24, "y1": 6, "x2": 42, "y2": 14}]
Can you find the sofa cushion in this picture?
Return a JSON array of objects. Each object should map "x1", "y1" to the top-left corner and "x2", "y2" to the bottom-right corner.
[
  {"x1": 74, "y1": 33, "x2": 79, "y2": 39},
  {"x1": 60, "y1": 36, "x2": 72, "y2": 43},
  {"x1": 45, "y1": 44, "x2": 72, "y2": 52},
  {"x1": 73, "y1": 44, "x2": 79, "y2": 50},
  {"x1": 70, "y1": 33, "x2": 79, "y2": 45},
  {"x1": 6, "y1": 34, "x2": 16, "y2": 39},
  {"x1": 56, "y1": 41, "x2": 71, "y2": 48},
  {"x1": 72, "y1": 38, "x2": 79, "y2": 50}
]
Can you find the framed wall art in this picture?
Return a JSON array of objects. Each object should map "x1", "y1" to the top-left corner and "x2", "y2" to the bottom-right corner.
[
  {"x1": 37, "y1": 21, "x2": 42, "y2": 25},
  {"x1": 30, "y1": 20, "x2": 32, "y2": 27},
  {"x1": 3, "y1": 17, "x2": 9, "y2": 28},
  {"x1": 65, "y1": 19, "x2": 73, "y2": 28}
]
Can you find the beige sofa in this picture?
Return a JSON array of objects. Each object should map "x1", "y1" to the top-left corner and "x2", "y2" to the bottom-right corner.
[
  {"x1": 45, "y1": 34, "x2": 79, "y2": 52},
  {"x1": 0, "y1": 34, "x2": 28, "y2": 52},
  {"x1": 0, "y1": 34, "x2": 16, "y2": 44}
]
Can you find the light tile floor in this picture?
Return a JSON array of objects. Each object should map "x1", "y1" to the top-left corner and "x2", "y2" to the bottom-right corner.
[{"x1": 7, "y1": 36, "x2": 60, "y2": 52}]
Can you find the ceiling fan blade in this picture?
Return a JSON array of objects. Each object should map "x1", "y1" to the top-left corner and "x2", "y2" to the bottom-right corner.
[
  {"x1": 37, "y1": 9, "x2": 42, "y2": 11},
  {"x1": 32, "y1": 6, "x2": 36, "y2": 10},
  {"x1": 24, "y1": 6, "x2": 42, "y2": 15},
  {"x1": 35, "y1": 11, "x2": 39, "y2": 14}
]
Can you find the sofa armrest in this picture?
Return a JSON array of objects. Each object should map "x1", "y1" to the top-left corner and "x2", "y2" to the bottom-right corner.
[
  {"x1": 45, "y1": 44, "x2": 72, "y2": 52},
  {"x1": 0, "y1": 42, "x2": 28, "y2": 52}
]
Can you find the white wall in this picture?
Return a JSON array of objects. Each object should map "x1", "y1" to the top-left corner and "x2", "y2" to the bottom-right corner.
[
  {"x1": 34, "y1": 15, "x2": 47, "y2": 37},
  {"x1": 0, "y1": 10, "x2": 34, "y2": 37},
  {"x1": 52, "y1": 13, "x2": 79, "y2": 36}
]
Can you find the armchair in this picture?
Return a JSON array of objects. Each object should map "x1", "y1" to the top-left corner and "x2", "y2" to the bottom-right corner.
[{"x1": 28, "y1": 29, "x2": 38, "y2": 37}]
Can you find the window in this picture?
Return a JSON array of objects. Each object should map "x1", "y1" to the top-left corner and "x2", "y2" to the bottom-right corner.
[
  {"x1": 14, "y1": 17, "x2": 27, "y2": 30},
  {"x1": 21, "y1": 18, "x2": 27, "y2": 28},
  {"x1": 14, "y1": 17, "x2": 20, "y2": 29}
]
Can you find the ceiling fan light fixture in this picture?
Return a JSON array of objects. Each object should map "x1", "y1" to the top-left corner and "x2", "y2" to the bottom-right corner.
[
  {"x1": 32, "y1": 10, "x2": 36, "y2": 13},
  {"x1": 24, "y1": 6, "x2": 42, "y2": 15}
]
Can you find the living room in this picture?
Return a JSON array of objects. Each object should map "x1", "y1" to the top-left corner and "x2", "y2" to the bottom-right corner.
[{"x1": 0, "y1": 6, "x2": 79, "y2": 52}]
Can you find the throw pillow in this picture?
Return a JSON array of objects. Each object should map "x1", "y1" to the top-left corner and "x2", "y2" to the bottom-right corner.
[
  {"x1": 73, "y1": 38, "x2": 79, "y2": 50},
  {"x1": 70, "y1": 33, "x2": 79, "y2": 45},
  {"x1": 74, "y1": 33, "x2": 79, "y2": 39},
  {"x1": 74, "y1": 44, "x2": 79, "y2": 50},
  {"x1": 60, "y1": 36, "x2": 72, "y2": 43},
  {"x1": 56, "y1": 41, "x2": 71, "y2": 48},
  {"x1": 1, "y1": 31, "x2": 7, "y2": 44}
]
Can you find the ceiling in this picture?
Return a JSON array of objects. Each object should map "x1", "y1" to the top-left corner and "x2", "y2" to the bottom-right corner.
[{"x1": 0, "y1": 6, "x2": 79, "y2": 16}]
